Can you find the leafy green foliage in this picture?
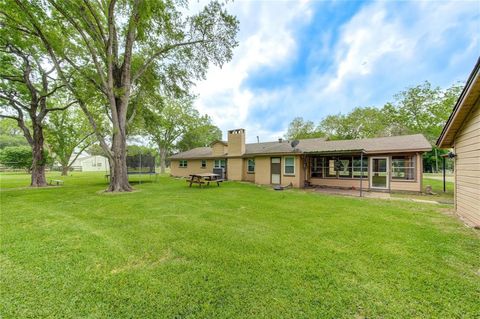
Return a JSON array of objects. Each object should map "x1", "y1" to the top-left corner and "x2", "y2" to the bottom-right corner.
[
  {"x1": 140, "y1": 96, "x2": 203, "y2": 172},
  {"x1": 2, "y1": 0, "x2": 239, "y2": 190},
  {"x1": 176, "y1": 115, "x2": 222, "y2": 152},
  {"x1": 45, "y1": 108, "x2": 95, "y2": 171},
  {"x1": 284, "y1": 117, "x2": 324, "y2": 140},
  {"x1": 0, "y1": 119, "x2": 28, "y2": 148},
  {"x1": 127, "y1": 145, "x2": 156, "y2": 156},
  {"x1": 0, "y1": 146, "x2": 32, "y2": 169}
]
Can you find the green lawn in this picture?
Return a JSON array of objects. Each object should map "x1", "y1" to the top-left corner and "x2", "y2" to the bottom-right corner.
[
  {"x1": 1, "y1": 173, "x2": 479, "y2": 318},
  {"x1": 391, "y1": 177, "x2": 455, "y2": 204}
]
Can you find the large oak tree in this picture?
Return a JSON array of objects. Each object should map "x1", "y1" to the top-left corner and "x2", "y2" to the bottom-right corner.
[
  {"x1": 0, "y1": 42, "x2": 74, "y2": 186},
  {"x1": 5, "y1": 0, "x2": 239, "y2": 191}
]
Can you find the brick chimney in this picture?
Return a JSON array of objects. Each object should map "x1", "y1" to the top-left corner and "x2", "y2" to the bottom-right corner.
[{"x1": 227, "y1": 129, "x2": 245, "y2": 156}]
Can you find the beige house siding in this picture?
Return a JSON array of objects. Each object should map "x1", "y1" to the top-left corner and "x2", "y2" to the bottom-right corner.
[
  {"x1": 281, "y1": 156, "x2": 302, "y2": 188},
  {"x1": 250, "y1": 156, "x2": 303, "y2": 187},
  {"x1": 243, "y1": 158, "x2": 255, "y2": 182},
  {"x1": 170, "y1": 159, "x2": 212, "y2": 177},
  {"x1": 310, "y1": 178, "x2": 370, "y2": 189},
  {"x1": 228, "y1": 129, "x2": 245, "y2": 156},
  {"x1": 227, "y1": 158, "x2": 243, "y2": 181},
  {"x1": 254, "y1": 156, "x2": 271, "y2": 185},
  {"x1": 211, "y1": 142, "x2": 227, "y2": 156},
  {"x1": 454, "y1": 101, "x2": 480, "y2": 226}
]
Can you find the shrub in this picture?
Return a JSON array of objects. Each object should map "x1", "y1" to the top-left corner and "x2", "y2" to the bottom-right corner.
[{"x1": 0, "y1": 146, "x2": 32, "y2": 170}]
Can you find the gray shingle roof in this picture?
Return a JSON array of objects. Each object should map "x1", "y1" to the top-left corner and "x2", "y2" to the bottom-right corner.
[
  {"x1": 169, "y1": 134, "x2": 431, "y2": 159},
  {"x1": 299, "y1": 134, "x2": 431, "y2": 154}
]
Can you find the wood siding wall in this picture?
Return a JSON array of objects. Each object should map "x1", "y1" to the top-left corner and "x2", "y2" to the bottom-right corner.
[
  {"x1": 454, "y1": 100, "x2": 480, "y2": 226},
  {"x1": 170, "y1": 159, "x2": 213, "y2": 177},
  {"x1": 211, "y1": 142, "x2": 227, "y2": 156}
]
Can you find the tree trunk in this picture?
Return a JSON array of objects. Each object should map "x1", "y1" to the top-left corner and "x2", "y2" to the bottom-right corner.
[
  {"x1": 61, "y1": 165, "x2": 69, "y2": 176},
  {"x1": 159, "y1": 147, "x2": 166, "y2": 174},
  {"x1": 31, "y1": 123, "x2": 47, "y2": 187},
  {"x1": 107, "y1": 130, "x2": 132, "y2": 192}
]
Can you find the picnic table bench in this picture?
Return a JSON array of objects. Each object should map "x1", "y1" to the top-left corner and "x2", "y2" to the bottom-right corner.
[
  {"x1": 188, "y1": 173, "x2": 224, "y2": 187},
  {"x1": 49, "y1": 179, "x2": 64, "y2": 186}
]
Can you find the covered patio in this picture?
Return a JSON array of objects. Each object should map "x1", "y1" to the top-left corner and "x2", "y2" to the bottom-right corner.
[
  {"x1": 303, "y1": 150, "x2": 370, "y2": 197},
  {"x1": 302, "y1": 148, "x2": 419, "y2": 196}
]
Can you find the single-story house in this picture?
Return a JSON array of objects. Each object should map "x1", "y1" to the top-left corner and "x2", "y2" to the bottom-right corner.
[
  {"x1": 437, "y1": 57, "x2": 480, "y2": 227},
  {"x1": 70, "y1": 154, "x2": 109, "y2": 172},
  {"x1": 170, "y1": 128, "x2": 431, "y2": 193}
]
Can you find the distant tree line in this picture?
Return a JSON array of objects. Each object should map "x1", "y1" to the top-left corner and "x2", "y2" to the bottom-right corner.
[{"x1": 285, "y1": 81, "x2": 463, "y2": 172}]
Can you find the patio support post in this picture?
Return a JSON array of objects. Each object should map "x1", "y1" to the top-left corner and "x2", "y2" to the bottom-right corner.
[
  {"x1": 360, "y1": 152, "x2": 363, "y2": 197},
  {"x1": 442, "y1": 156, "x2": 446, "y2": 193}
]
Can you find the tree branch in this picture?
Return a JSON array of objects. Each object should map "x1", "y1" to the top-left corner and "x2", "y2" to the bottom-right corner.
[
  {"x1": 46, "y1": 100, "x2": 78, "y2": 112},
  {"x1": 82, "y1": 0, "x2": 107, "y2": 45},
  {"x1": 47, "y1": 0, "x2": 108, "y2": 92},
  {"x1": 132, "y1": 39, "x2": 210, "y2": 83},
  {"x1": 67, "y1": 132, "x2": 95, "y2": 167},
  {"x1": 0, "y1": 74, "x2": 25, "y2": 83},
  {"x1": 41, "y1": 84, "x2": 66, "y2": 99},
  {"x1": 0, "y1": 114, "x2": 20, "y2": 120}
]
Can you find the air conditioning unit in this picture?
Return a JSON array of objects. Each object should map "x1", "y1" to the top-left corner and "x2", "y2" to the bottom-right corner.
[{"x1": 213, "y1": 167, "x2": 225, "y2": 180}]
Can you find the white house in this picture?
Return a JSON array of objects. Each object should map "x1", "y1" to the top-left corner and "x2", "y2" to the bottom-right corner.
[{"x1": 70, "y1": 154, "x2": 109, "y2": 172}]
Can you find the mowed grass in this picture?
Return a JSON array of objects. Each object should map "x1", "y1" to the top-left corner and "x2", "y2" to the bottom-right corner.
[
  {"x1": 1, "y1": 173, "x2": 479, "y2": 318},
  {"x1": 392, "y1": 177, "x2": 455, "y2": 203}
]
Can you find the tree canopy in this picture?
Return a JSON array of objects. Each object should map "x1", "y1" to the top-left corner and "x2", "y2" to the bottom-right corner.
[{"x1": 1, "y1": 0, "x2": 239, "y2": 191}]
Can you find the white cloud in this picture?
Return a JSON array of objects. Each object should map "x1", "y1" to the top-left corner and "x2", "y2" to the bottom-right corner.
[
  {"x1": 192, "y1": 0, "x2": 479, "y2": 142},
  {"x1": 192, "y1": 0, "x2": 313, "y2": 142}
]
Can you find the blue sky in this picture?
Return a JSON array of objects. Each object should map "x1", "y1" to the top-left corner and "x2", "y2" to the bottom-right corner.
[{"x1": 192, "y1": 0, "x2": 480, "y2": 142}]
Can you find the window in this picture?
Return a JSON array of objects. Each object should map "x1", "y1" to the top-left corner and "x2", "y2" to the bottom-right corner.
[
  {"x1": 284, "y1": 157, "x2": 295, "y2": 175},
  {"x1": 311, "y1": 157, "x2": 324, "y2": 178},
  {"x1": 201, "y1": 160, "x2": 206, "y2": 168},
  {"x1": 247, "y1": 159, "x2": 255, "y2": 173},
  {"x1": 326, "y1": 157, "x2": 337, "y2": 177},
  {"x1": 179, "y1": 160, "x2": 187, "y2": 168},
  {"x1": 352, "y1": 157, "x2": 368, "y2": 178},
  {"x1": 310, "y1": 155, "x2": 367, "y2": 179},
  {"x1": 337, "y1": 156, "x2": 352, "y2": 178},
  {"x1": 214, "y1": 159, "x2": 226, "y2": 168},
  {"x1": 392, "y1": 155, "x2": 416, "y2": 180},
  {"x1": 97, "y1": 162, "x2": 102, "y2": 167}
]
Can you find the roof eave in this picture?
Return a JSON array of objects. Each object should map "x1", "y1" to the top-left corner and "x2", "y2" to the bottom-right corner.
[{"x1": 437, "y1": 57, "x2": 480, "y2": 148}]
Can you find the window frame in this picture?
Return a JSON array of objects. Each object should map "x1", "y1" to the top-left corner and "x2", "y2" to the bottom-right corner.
[
  {"x1": 326, "y1": 157, "x2": 337, "y2": 178},
  {"x1": 310, "y1": 155, "x2": 368, "y2": 179},
  {"x1": 247, "y1": 158, "x2": 255, "y2": 173},
  {"x1": 179, "y1": 160, "x2": 188, "y2": 168},
  {"x1": 337, "y1": 156, "x2": 353, "y2": 178},
  {"x1": 352, "y1": 156, "x2": 368, "y2": 179},
  {"x1": 283, "y1": 156, "x2": 295, "y2": 176},
  {"x1": 214, "y1": 159, "x2": 226, "y2": 169},
  {"x1": 391, "y1": 155, "x2": 416, "y2": 182},
  {"x1": 200, "y1": 160, "x2": 207, "y2": 169},
  {"x1": 311, "y1": 156, "x2": 324, "y2": 178}
]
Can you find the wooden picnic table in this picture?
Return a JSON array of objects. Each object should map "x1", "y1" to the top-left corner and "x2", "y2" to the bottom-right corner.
[{"x1": 187, "y1": 173, "x2": 224, "y2": 187}]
